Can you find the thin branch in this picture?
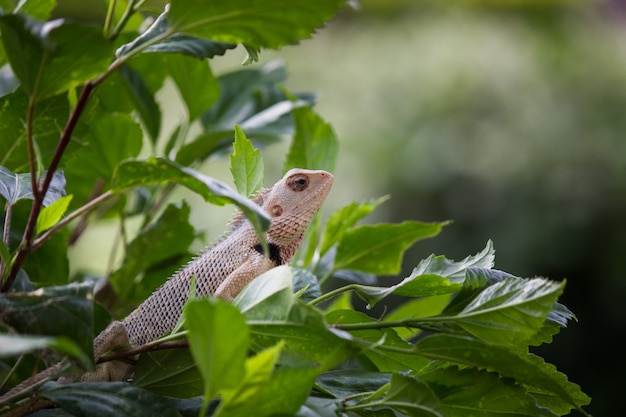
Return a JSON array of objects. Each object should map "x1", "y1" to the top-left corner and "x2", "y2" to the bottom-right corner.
[{"x1": 98, "y1": 334, "x2": 189, "y2": 364}]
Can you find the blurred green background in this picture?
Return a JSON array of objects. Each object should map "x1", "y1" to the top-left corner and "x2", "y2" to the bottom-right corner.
[{"x1": 54, "y1": 0, "x2": 625, "y2": 415}]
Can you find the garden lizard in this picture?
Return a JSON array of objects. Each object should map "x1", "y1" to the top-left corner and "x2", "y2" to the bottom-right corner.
[{"x1": 1, "y1": 168, "x2": 333, "y2": 415}]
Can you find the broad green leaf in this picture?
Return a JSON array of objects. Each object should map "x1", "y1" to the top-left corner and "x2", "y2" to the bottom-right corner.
[
  {"x1": 40, "y1": 381, "x2": 182, "y2": 417},
  {"x1": 292, "y1": 267, "x2": 322, "y2": 303},
  {"x1": 0, "y1": 16, "x2": 112, "y2": 100},
  {"x1": 230, "y1": 125, "x2": 264, "y2": 197},
  {"x1": 334, "y1": 221, "x2": 445, "y2": 276},
  {"x1": 315, "y1": 370, "x2": 391, "y2": 399},
  {"x1": 22, "y1": 230, "x2": 69, "y2": 287},
  {"x1": 111, "y1": 157, "x2": 271, "y2": 235},
  {"x1": 359, "y1": 373, "x2": 443, "y2": 417},
  {"x1": 36, "y1": 194, "x2": 72, "y2": 234},
  {"x1": 109, "y1": 202, "x2": 195, "y2": 304},
  {"x1": 434, "y1": 277, "x2": 565, "y2": 346},
  {"x1": 326, "y1": 309, "x2": 429, "y2": 372},
  {"x1": 319, "y1": 197, "x2": 388, "y2": 256},
  {"x1": 418, "y1": 365, "x2": 558, "y2": 417},
  {"x1": 411, "y1": 240, "x2": 495, "y2": 284},
  {"x1": 13, "y1": 0, "x2": 57, "y2": 21},
  {"x1": 116, "y1": 9, "x2": 236, "y2": 59},
  {"x1": 134, "y1": 349, "x2": 203, "y2": 398},
  {"x1": 0, "y1": 282, "x2": 94, "y2": 369},
  {"x1": 217, "y1": 365, "x2": 320, "y2": 417},
  {"x1": 530, "y1": 302, "x2": 576, "y2": 346},
  {"x1": 185, "y1": 298, "x2": 248, "y2": 402},
  {"x1": 0, "y1": 334, "x2": 89, "y2": 369},
  {"x1": 284, "y1": 105, "x2": 338, "y2": 173},
  {"x1": 64, "y1": 112, "x2": 142, "y2": 207},
  {"x1": 0, "y1": 166, "x2": 66, "y2": 206},
  {"x1": 168, "y1": 0, "x2": 344, "y2": 49},
  {"x1": 119, "y1": 65, "x2": 161, "y2": 143},
  {"x1": 167, "y1": 54, "x2": 220, "y2": 121},
  {"x1": 234, "y1": 265, "x2": 294, "y2": 316},
  {"x1": 413, "y1": 334, "x2": 591, "y2": 411},
  {"x1": 0, "y1": 90, "x2": 69, "y2": 171},
  {"x1": 384, "y1": 294, "x2": 452, "y2": 340},
  {"x1": 218, "y1": 342, "x2": 283, "y2": 411}
]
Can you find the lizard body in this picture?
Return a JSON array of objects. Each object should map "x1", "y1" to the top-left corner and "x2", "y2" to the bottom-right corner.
[{"x1": 1, "y1": 168, "x2": 333, "y2": 415}]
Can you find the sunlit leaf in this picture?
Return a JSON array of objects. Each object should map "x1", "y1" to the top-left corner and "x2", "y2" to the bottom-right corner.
[
  {"x1": 285, "y1": 105, "x2": 338, "y2": 173},
  {"x1": 230, "y1": 125, "x2": 264, "y2": 198},
  {"x1": 36, "y1": 194, "x2": 72, "y2": 234}
]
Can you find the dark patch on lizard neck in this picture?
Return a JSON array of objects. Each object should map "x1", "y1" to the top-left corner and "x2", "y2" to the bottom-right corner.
[{"x1": 253, "y1": 242, "x2": 284, "y2": 266}]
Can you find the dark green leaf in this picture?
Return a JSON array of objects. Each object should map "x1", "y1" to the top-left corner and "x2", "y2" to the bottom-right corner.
[
  {"x1": 0, "y1": 282, "x2": 94, "y2": 369},
  {"x1": 319, "y1": 197, "x2": 388, "y2": 256},
  {"x1": 292, "y1": 267, "x2": 322, "y2": 303},
  {"x1": 40, "y1": 381, "x2": 182, "y2": 417},
  {"x1": 111, "y1": 157, "x2": 271, "y2": 235},
  {"x1": 530, "y1": 302, "x2": 576, "y2": 346},
  {"x1": 358, "y1": 373, "x2": 443, "y2": 417},
  {"x1": 414, "y1": 334, "x2": 591, "y2": 411},
  {"x1": 184, "y1": 298, "x2": 248, "y2": 400},
  {"x1": 0, "y1": 90, "x2": 69, "y2": 171},
  {"x1": 326, "y1": 309, "x2": 429, "y2": 372},
  {"x1": 316, "y1": 370, "x2": 391, "y2": 399},
  {"x1": 0, "y1": 16, "x2": 112, "y2": 100},
  {"x1": 0, "y1": 166, "x2": 66, "y2": 206},
  {"x1": 334, "y1": 221, "x2": 445, "y2": 276},
  {"x1": 433, "y1": 277, "x2": 565, "y2": 347},
  {"x1": 116, "y1": 9, "x2": 235, "y2": 59},
  {"x1": 230, "y1": 125, "x2": 264, "y2": 197},
  {"x1": 119, "y1": 64, "x2": 161, "y2": 143},
  {"x1": 109, "y1": 202, "x2": 195, "y2": 304},
  {"x1": 285, "y1": 105, "x2": 338, "y2": 172},
  {"x1": 418, "y1": 365, "x2": 558, "y2": 417},
  {"x1": 134, "y1": 348, "x2": 203, "y2": 398},
  {"x1": 63, "y1": 112, "x2": 142, "y2": 207},
  {"x1": 384, "y1": 295, "x2": 452, "y2": 340},
  {"x1": 167, "y1": 54, "x2": 220, "y2": 121},
  {"x1": 23, "y1": 229, "x2": 69, "y2": 287},
  {"x1": 168, "y1": 0, "x2": 344, "y2": 49}
]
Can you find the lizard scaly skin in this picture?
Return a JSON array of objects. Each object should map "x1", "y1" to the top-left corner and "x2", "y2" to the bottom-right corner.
[{"x1": 1, "y1": 168, "x2": 333, "y2": 415}]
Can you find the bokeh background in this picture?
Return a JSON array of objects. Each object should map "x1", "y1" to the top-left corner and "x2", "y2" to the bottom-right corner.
[{"x1": 54, "y1": 0, "x2": 625, "y2": 415}]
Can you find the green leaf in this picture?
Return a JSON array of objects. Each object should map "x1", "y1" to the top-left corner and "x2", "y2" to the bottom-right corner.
[
  {"x1": 36, "y1": 194, "x2": 72, "y2": 234},
  {"x1": 334, "y1": 221, "x2": 445, "y2": 275},
  {"x1": 292, "y1": 267, "x2": 322, "y2": 303},
  {"x1": 358, "y1": 373, "x2": 443, "y2": 417},
  {"x1": 134, "y1": 349, "x2": 203, "y2": 398},
  {"x1": 119, "y1": 64, "x2": 161, "y2": 143},
  {"x1": 326, "y1": 309, "x2": 429, "y2": 372},
  {"x1": 111, "y1": 157, "x2": 271, "y2": 235},
  {"x1": 168, "y1": 0, "x2": 344, "y2": 49},
  {"x1": 285, "y1": 105, "x2": 338, "y2": 173},
  {"x1": 0, "y1": 166, "x2": 66, "y2": 206},
  {"x1": 230, "y1": 125, "x2": 264, "y2": 197},
  {"x1": 40, "y1": 381, "x2": 182, "y2": 417},
  {"x1": 435, "y1": 277, "x2": 566, "y2": 346},
  {"x1": 0, "y1": 282, "x2": 94, "y2": 369},
  {"x1": 109, "y1": 202, "x2": 195, "y2": 305},
  {"x1": 64, "y1": 112, "x2": 142, "y2": 207},
  {"x1": 184, "y1": 298, "x2": 248, "y2": 402},
  {"x1": 315, "y1": 370, "x2": 391, "y2": 399},
  {"x1": 116, "y1": 9, "x2": 236, "y2": 59},
  {"x1": 167, "y1": 54, "x2": 220, "y2": 121},
  {"x1": 0, "y1": 90, "x2": 69, "y2": 171},
  {"x1": 22, "y1": 230, "x2": 69, "y2": 287},
  {"x1": 319, "y1": 197, "x2": 388, "y2": 256},
  {"x1": 0, "y1": 16, "x2": 112, "y2": 100},
  {"x1": 418, "y1": 365, "x2": 558, "y2": 417},
  {"x1": 13, "y1": 0, "x2": 57, "y2": 21},
  {"x1": 0, "y1": 334, "x2": 89, "y2": 369},
  {"x1": 413, "y1": 334, "x2": 591, "y2": 411}
]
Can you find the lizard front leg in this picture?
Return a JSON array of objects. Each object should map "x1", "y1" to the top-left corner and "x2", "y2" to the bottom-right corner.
[
  {"x1": 214, "y1": 255, "x2": 276, "y2": 301},
  {"x1": 76, "y1": 321, "x2": 135, "y2": 382}
]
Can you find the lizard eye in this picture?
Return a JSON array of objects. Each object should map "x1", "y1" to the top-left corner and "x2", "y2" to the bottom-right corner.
[{"x1": 288, "y1": 174, "x2": 309, "y2": 192}]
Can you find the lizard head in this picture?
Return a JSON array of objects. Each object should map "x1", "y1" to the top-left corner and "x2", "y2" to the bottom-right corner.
[{"x1": 260, "y1": 168, "x2": 334, "y2": 246}]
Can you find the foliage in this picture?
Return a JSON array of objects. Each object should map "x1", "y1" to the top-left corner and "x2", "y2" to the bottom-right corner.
[{"x1": 0, "y1": 1, "x2": 589, "y2": 417}]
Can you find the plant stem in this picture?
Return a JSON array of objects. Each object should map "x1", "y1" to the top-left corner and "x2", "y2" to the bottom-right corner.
[
  {"x1": 103, "y1": 0, "x2": 118, "y2": 39},
  {"x1": 97, "y1": 332, "x2": 189, "y2": 363},
  {"x1": 308, "y1": 284, "x2": 357, "y2": 306}
]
